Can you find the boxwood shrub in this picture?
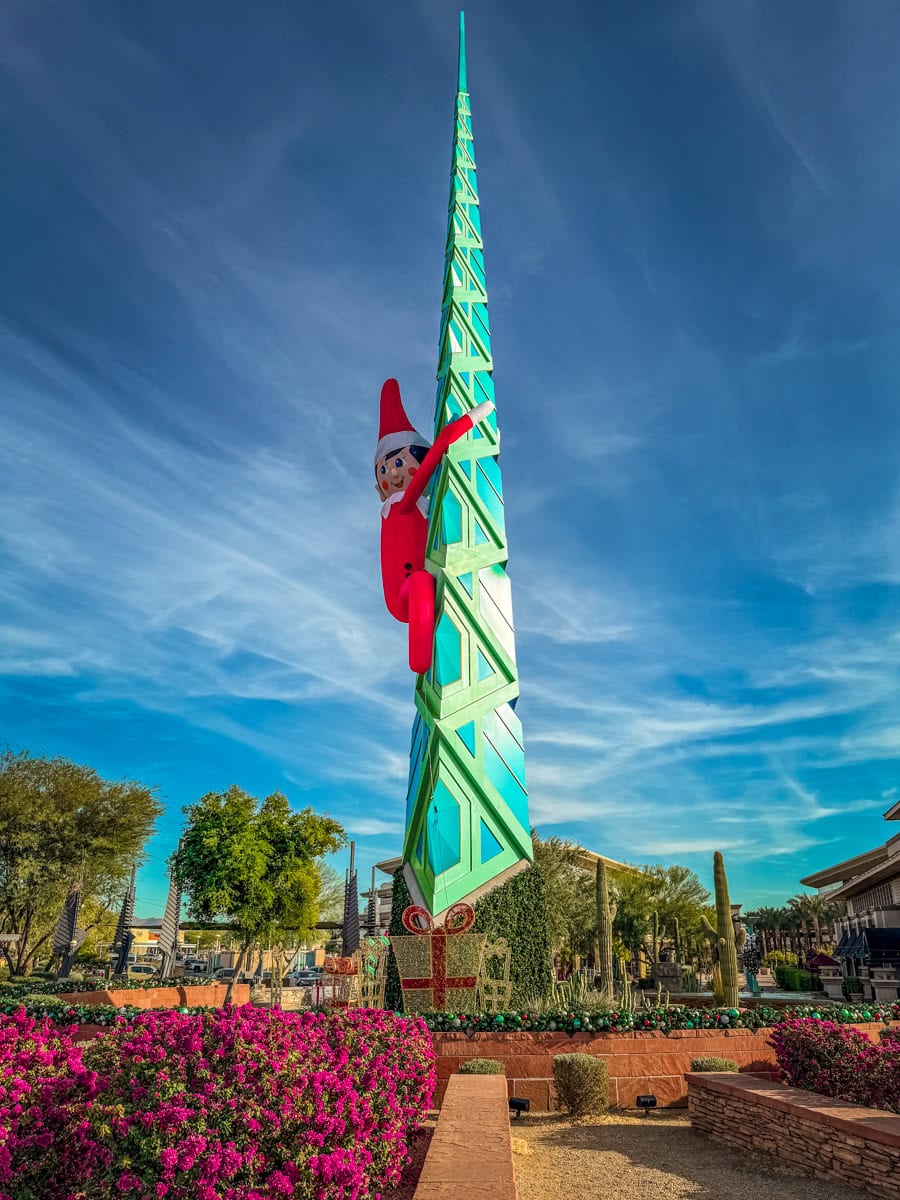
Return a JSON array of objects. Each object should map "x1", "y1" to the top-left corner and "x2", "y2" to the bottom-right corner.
[
  {"x1": 553, "y1": 1053, "x2": 609, "y2": 1116},
  {"x1": 459, "y1": 1058, "x2": 505, "y2": 1074},
  {"x1": 690, "y1": 1056, "x2": 738, "y2": 1072}
]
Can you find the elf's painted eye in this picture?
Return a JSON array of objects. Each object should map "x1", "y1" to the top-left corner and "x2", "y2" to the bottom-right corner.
[
  {"x1": 394, "y1": 457, "x2": 404, "y2": 468},
  {"x1": 380, "y1": 465, "x2": 386, "y2": 475}
]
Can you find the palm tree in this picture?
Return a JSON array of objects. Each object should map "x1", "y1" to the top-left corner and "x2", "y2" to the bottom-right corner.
[{"x1": 745, "y1": 907, "x2": 779, "y2": 957}]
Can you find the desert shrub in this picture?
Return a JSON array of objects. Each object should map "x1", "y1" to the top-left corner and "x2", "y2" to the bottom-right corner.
[
  {"x1": 690, "y1": 1056, "x2": 738, "y2": 1072},
  {"x1": 0, "y1": 1006, "x2": 434, "y2": 1199},
  {"x1": 553, "y1": 1053, "x2": 609, "y2": 1117},
  {"x1": 763, "y1": 950, "x2": 798, "y2": 968},
  {"x1": 459, "y1": 1058, "x2": 505, "y2": 1075}
]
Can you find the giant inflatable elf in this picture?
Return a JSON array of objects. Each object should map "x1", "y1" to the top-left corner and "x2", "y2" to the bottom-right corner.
[{"x1": 375, "y1": 378, "x2": 493, "y2": 673}]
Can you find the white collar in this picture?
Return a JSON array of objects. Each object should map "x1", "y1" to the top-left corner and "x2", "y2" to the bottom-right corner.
[{"x1": 381, "y1": 492, "x2": 429, "y2": 520}]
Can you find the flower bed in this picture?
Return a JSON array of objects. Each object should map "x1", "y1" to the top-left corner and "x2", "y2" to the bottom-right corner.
[
  {"x1": 0, "y1": 1005, "x2": 434, "y2": 1199},
  {"x1": 771, "y1": 1017, "x2": 900, "y2": 1114}
]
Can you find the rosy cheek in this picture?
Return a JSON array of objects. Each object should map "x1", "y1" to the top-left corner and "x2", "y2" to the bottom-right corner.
[
  {"x1": 407, "y1": 467, "x2": 418, "y2": 477},
  {"x1": 381, "y1": 480, "x2": 388, "y2": 490}
]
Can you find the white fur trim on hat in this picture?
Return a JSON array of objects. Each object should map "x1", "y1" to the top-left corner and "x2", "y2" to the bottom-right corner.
[{"x1": 374, "y1": 430, "x2": 431, "y2": 463}]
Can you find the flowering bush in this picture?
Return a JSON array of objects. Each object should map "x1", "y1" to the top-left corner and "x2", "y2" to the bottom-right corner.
[
  {"x1": 0, "y1": 1010, "x2": 105, "y2": 1200},
  {"x1": 0, "y1": 1006, "x2": 434, "y2": 1199},
  {"x1": 771, "y1": 1018, "x2": 900, "y2": 1114}
]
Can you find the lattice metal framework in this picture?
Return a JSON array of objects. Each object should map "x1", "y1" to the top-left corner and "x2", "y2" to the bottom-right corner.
[{"x1": 402, "y1": 12, "x2": 532, "y2": 917}]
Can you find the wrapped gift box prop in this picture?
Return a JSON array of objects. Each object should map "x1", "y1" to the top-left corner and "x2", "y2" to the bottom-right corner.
[
  {"x1": 322, "y1": 955, "x2": 362, "y2": 1009},
  {"x1": 390, "y1": 903, "x2": 486, "y2": 1012}
]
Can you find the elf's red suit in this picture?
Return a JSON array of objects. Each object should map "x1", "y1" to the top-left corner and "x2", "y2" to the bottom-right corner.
[{"x1": 375, "y1": 378, "x2": 493, "y2": 673}]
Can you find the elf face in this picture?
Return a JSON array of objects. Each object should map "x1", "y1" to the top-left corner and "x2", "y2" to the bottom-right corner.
[{"x1": 375, "y1": 446, "x2": 421, "y2": 499}]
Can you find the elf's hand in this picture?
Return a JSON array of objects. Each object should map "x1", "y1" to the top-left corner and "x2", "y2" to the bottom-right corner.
[{"x1": 469, "y1": 400, "x2": 494, "y2": 425}]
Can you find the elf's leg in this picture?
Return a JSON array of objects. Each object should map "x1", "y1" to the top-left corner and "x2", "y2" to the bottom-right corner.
[{"x1": 400, "y1": 570, "x2": 435, "y2": 674}]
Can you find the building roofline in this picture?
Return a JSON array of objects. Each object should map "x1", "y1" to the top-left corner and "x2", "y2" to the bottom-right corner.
[
  {"x1": 799, "y1": 844, "x2": 889, "y2": 888},
  {"x1": 827, "y1": 854, "x2": 900, "y2": 901}
]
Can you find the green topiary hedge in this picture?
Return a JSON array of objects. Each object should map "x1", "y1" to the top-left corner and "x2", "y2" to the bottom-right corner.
[
  {"x1": 384, "y1": 867, "x2": 413, "y2": 1011},
  {"x1": 459, "y1": 1058, "x2": 505, "y2": 1074},
  {"x1": 469, "y1": 863, "x2": 552, "y2": 1005},
  {"x1": 775, "y1": 966, "x2": 815, "y2": 992}
]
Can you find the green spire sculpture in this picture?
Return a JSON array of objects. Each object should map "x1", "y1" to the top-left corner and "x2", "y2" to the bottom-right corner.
[{"x1": 401, "y1": 12, "x2": 533, "y2": 917}]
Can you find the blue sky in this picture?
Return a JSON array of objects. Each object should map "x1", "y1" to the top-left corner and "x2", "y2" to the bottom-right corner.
[{"x1": 1, "y1": 0, "x2": 898, "y2": 913}]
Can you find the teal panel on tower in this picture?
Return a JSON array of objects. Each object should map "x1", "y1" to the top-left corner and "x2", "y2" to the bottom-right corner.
[
  {"x1": 480, "y1": 819, "x2": 504, "y2": 864},
  {"x1": 457, "y1": 721, "x2": 476, "y2": 755},
  {"x1": 441, "y1": 490, "x2": 463, "y2": 544},
  {"x1": 426, "y1": 781, "x2": 461, "y2": 874},
  {"x1": 402, "y1": 14, "x2": 532, "y2": 916},
  {"x1": 434, "y1": 613, "x2": 462, "y2": 686}
]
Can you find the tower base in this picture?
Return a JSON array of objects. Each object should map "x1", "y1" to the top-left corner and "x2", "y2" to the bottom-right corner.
[{"x1": 386, "y1": 860, "x2": 552, "y2": 1010}]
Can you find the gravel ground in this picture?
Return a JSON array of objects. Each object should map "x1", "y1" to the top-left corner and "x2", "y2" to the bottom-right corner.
[{"x1": 513, "y1": 1112, "x2": 857, "y2": 1200}]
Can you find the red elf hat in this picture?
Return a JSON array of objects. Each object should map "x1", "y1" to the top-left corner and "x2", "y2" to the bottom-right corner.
[{"x1": 375, "y1": 378, "x2": 431, "y2": 464}]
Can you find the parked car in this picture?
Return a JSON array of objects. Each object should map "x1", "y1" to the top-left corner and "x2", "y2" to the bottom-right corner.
[
  {"x1": 288, "y1": 968, "x2": 323, "y2": 987},
  {"x1": 126, "y1": 964, "x2": 157, "y2": 979}
]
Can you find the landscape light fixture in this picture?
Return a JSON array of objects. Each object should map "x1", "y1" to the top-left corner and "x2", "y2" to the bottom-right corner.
[
  {"x1": 508, "y1": 1097, "x2": 530, "y2": 1119},
  {"x1": 636, "y1": 1095, "x2": 657, "y2": 1117}
]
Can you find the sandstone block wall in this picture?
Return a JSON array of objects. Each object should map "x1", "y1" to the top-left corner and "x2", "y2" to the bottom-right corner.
[
  {"x1": 688, "y1": 1073, "x2": 900, "y2": 1200},
  {"x1": 59, "y1": 983, "x2": 250, "y2": 1008},
  {"x1": 431, "y1": 1023, "x2": 889, "y2": 1111}
]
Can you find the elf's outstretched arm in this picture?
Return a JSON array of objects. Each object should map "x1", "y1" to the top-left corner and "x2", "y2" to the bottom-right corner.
[{"x1": 398, "y1": 401, "x2": 494, "y2": 514}]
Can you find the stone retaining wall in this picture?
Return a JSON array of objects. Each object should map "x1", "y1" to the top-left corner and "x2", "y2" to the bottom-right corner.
[
  {"x1": 59, "y1": 983, "x2": 250, "y2": 1008},
  {"x1": 687, "y1": 1072, "x2": 900, "y2": 1199},
  {"x1": 432, "y1": 1023, "x2": 889, "y2": 1111}
]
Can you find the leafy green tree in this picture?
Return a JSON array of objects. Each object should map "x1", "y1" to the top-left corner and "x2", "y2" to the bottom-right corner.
[
  {"x1": 611, "y1": 869, "x2": 656, "y2": 963},
  {"x1": 316, "y1": 864, "x2": 345, "y2": 925},
  {"x1": 0, "y1": 749, "x2": 162, "y2": 974},
  {"x1": 172, "y1": 786, "x2": 345, "y2": 1000}
]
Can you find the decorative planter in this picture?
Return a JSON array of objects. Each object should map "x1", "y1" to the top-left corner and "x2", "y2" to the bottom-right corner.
[
  {"x1": 688, "y1": 1072, "x2": 900, "y2": 1198},
  {"x1": 58, "y1": 983, "x2": 249, "y2": 1009},
  {"x1": 429, "y1": 1022, "x2": 893, "y2": 1111}
]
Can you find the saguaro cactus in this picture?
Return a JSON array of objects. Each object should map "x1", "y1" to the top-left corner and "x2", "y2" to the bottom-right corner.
[
  {"x1": 701, "y1": 851, "x2": 746, "y2": 1008},
  {"x1": 651, "y1": 911, "x2": 659, "y2": 964},
  {"x1": 596, "y1": 859, "x2": 614, "y2": 1000},
  {"x1": 673, "y1": 916, "x2": 681, "y2": 964}
]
